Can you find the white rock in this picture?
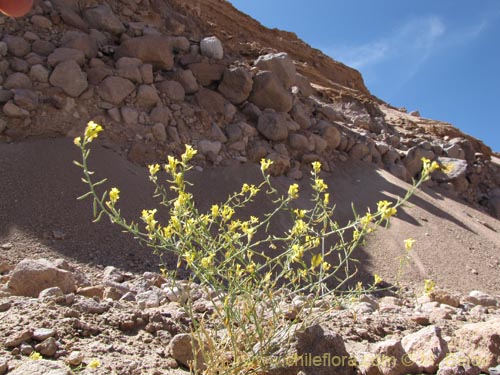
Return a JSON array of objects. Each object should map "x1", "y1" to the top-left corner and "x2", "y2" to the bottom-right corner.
[{"x1": 200, "y1": 36, "x2": 223, "y2": 59}]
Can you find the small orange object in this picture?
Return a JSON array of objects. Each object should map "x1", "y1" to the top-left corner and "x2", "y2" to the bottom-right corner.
[{"x1": 0, "y1": 0, "x2": 34, "y2": 17}]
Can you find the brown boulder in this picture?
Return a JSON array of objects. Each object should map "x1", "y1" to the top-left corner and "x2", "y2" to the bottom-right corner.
[
  {"x1": 115, "y1": 36, "x2": 189, "y2": 70},
  {"x1": 218, "y1": 67, "x2": 253, "y2": 104},
  {"x1": 49, "y1": 60, "x2": 88, "y2": 98},
  {"x1": 7, "y1": 258, "x2": 76, "y2": 297},
  {"x1": 98, "y1": 77, "x2": 135, "y2": 105},
  {"x1": 249, "y1": 71, "x2": 292, "y2": 113}
]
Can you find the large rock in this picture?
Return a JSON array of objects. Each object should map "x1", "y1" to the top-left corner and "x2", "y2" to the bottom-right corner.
[
  {"x1": 200, "y1": 36, "x2": 224, "y2": 59},
  {"x1": 315, "y1": 121, "x2": 341, "y2": 149},
  {"x1": 3, "y1": 101, "x2": 30, "y2": 118},
  {"x1": 98, "y1": 77, "x2": 135, "y2": 105},
  {"x1": 257, "y1": 111, "x2": 289, "y2": 142},
  {"x1": 189, "y1": 62, "x2": 225, "y2": 86},
  {"x1": 168, "y1": 333, "x2": 205, "y2": 371},
  {"x1": 9, "y1": 359, "x2": 72, "y2": 375},
  {"x1": 401, "y1": 325, "x2": 449, "y2": 373},
  {"x1": 83, "y1": 4, "x2": 124, "y2": 34},
  {"x1": 7, "y1": 258, "x2": 76, "y2": 297},
  {"x1": 49, "y1": 60, "x2": 88, "y2": 97},
  {"x1": 403, "y1": 146, "x2": 435, "y2": 178},
  {"x1": 255, "y1": 52, "x2": 296, "y2": 89},
  {"x1": 359, "y1": 339, "x2": 416, "y2": 375},
  {"x1": 218, "y1": 67, "x2": 253, "y2": 104},
  {"x1": 156, "y1": 80, "x2": 185, "y2": 102},
  {"x1": 453, "y1": 318, "x2": 500, "y2": 373},
  {"x1": 115, "y1": 36, "x2": 189, "y2": 70},
  {"x1": 47, "y1": 47, "x2": 86, "y2": 67},
  {"x1": 136, "y1": 85, "x2": 160, "y2": 110},
  {"x1": 194, "y1": 88, "x2": 228, "y2": 117},
  {"x1": 4, "y1": 73, "x2": 32, "y2": 89},
  {"x1": 431, "y1": 157, "x2": 468, "y2": 182},
  {"x1": 265, "y1": 324, "x2": 355, "y2": 375},
  {"x1": 173, "y1": 69, "x2": 199, "y2": 94},
  {"x1": 249, "y1": 71, "x2": 293, "y2": 113},
  {"x1": 3, "y1": 35, "x2": 30, "y2": 57}
]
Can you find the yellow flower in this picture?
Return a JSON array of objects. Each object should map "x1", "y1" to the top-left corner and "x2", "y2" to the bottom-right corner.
[
  {"x1": 404, "y1": 238, "x2": 416, "y2": 251},
  {"x1": 84, "y1": 121, "x2": 103, "y2": 142},
  {"x1": 290, "y1": 244, "x2": 304, "y2": 262},
  {"x1": 87, "y1": 359, "x2": 101, "y2": 368},
  {"x1": 149, "y1": 164, "x2": 160, "y2": 176},
  {"x1": 181, "y1": 144, "x2": 197, "y2": 163},
  {"x1": 322, "y1": 261, "x2": 331, "y2": 271},
  {"x1": 73, "y1": 137, "x2": 81, "y2": 146},
  {"x1": 288, "y1": 183, "x2": 299, "y2": 199},
  {"x1": 323, "y1": 193, "x2": 330, "y2": 205},
  {"x1": 29, "y1": 351, "x2": 42, "y2": 360},
  {"x1": 201, "y1": 253, "x2": 215, "y2": 268},
  {"x1": 221, "y1": 205, "x2": 235, "y2": 221},
  {"x1": 424, "y1": 279, "x2": 435, "y2": 295},
  {"x1": 310, "y1": 254, "x2": 323, "y2": 270},
  {"x1": 294, "y1": 209, "x2": 306, "y2": 218},
  {"x1": 291, "y1": 219, "x2": 308, "y2": 236},
  {"x1": 373, "y1": 274, "x2": 383, "y2": 285},
  {"x1": 311, "y1": 161, "x2": 322, "y2": 174},
  {"x1": 165, "y1": 155, "x2": 179, "y2": 173},
  {"x1": 360, "y1": 212, "x2": 373, "y2": 226},
  {"x1": 109, "y1": 187, "x2": 120, "y2": 203},
  {"x1": 184, "y1": 251, "x2": 196, "y2": 266},
  {"x1": 313, "y1": 178, "x2": 328, "y2": 193},
  {"x1": 141, "y1": 209, "x2": 158, "y2": 231},
  {"x1": 377, "y1": 200, "x2": 397, "y2": 220},
  {"x1": 260, "y1": 158, "x2": 273, "y2": 172},
  {"x1": 211, "y1": 204, "x2": 219, "y2": 218}
]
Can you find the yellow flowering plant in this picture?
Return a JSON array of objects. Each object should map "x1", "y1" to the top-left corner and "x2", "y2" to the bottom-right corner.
[{"x1": 74, "y1": 121, "x2": 437, "y2": 375}]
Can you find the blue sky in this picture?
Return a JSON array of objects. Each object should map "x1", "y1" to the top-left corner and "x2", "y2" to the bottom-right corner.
[{"x1": 229, "y1": 1, "x2": 500, "y2": 152}]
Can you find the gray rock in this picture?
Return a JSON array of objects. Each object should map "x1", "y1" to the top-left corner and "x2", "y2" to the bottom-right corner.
[
  {"x1": 0, "y1": 41, "x2": 7, "y2": 56},
  {"x1": 47, "y1": 48, "x2": 86, "y2": 67},
  {"x1": 432, "y1": 157, "x2": 467, "y2": 182},
  {"x1": 136, "y1": 290, "x2": 161, "y2": 308},
  {"x1": 466, "y1": 291, "x2": 498, "y2": 307},
  {"x1": 13, "y1": 89, "x2": 38, "y2": 111},
  {"x1": 249, "y1": 71, "x2": 293, "y2": 112},
  {"x1": 3, "y1": 101, "x2": 29, "y2": 118},
  {"x1": 288, "y1": 133, "x2": 309, "y2": 151},
  {"x1": 66, "y1": 351, "x2": 84, "y2": 366},
  {"x1": 33, "y1": 328, "x2": 56, "y2": 342},
  {"x1": 72, "y1": 296, "x2": 110, "y2": 314},
  {"x1": 120, "y1": 106, "x2": 138, "y2": 125},
  {"x1": 257, "y1": 111, "x2": 289, "y2": 142},
  {"x1": 218, "y1": 67, "x2": 253, "y2": 104},
  {"x1": 38, "y1": 287, "x2": 64, "y2": 299},
  {"x1": 5, "y1": 329, "x2": 33, "y2": 347},
  {"x1": 403, "y1": 146, "x2": 435, "y2": 178},
  {"x1": 0, "y1": 359, "x2": 7, "y2": 375},
  {"x1": 31, "y1": 15, "x2": 53, "y2": 29},
  {"x1": 32, "y1": 40, "x2": 55, "y2": 56},
  {"x1": 49, "y1": 60, "x2": 88, "y2": 97},
  {"x1": 255, "y1": 52, "x2": 296, "y2": 89},
  {"x1": 152, "y1": 123, "x2": 167, "y2": 143},
  {"x1": 98, "y1": 77, "x2": 135, "y2": 105},
  {"x1": 317, "y1": 104, "x2": 346, "y2": 123},
  {"x1": 62, "y1": 32, "x2": 98, "y2": 59},
  {"x1": 29, "y1": 64, "x2": 49, "y2": 83},
  {"x1": 117, "y1": 65, "x2": 142, "y2": 84},
  {"x1": 150, "y1": 106, "x2": 172, "y2": 124},
  {"x1": 9, "y1": 359, "x2": 72, "y2": 375},
  {"x1": 3, "y1": 35, "x2": 31, "y2": 57},
  {"x1": 4, "y1": 73, "x2": 32, "y2": 89},
  {"x1": 7, "y1": 259, "x2": 76, "y2": 297},
  {"x1": 35, "y1": 337, "x2": 58, "y2": 357},
  {"x1": 290, "y1": 102, "x2": 311, "y2": 129},
  {"x1": 198, "y1": 139, "x2": 222, "y2": 155},
  {"x1": 83, "y1": 5, "x2": 125, "y2": 35},
  {"x1": 315, "y1": 121, "x2": 341, "y2": 149},
  {"x1": 200, "y1": 36, "x2": 224, "y2": 59},
  {"x1": 294, "y1": 73, "x2": 314, "y2": 97}
]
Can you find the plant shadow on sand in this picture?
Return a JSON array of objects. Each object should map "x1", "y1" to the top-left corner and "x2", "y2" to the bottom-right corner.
[{"x1": 2, "y1": 137, "x2": 498, "y2": 294}]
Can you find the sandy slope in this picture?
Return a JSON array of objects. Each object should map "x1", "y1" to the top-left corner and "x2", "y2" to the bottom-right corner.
[{"x1": 1, "y1": 138, "x2": 499, "y2": 294}]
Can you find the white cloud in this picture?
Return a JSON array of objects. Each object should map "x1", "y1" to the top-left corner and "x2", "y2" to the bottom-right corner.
[{"x1": 326, "y1": 15, "x2": 446, "y2": 70}]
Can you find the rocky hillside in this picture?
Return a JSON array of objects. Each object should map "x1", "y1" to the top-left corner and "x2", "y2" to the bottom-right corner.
[
  {"x1": 0, "y1": 0, "x2": 499, "y2": 218},
  {"x1": 1, "y1": 1, "x2": 500, "y2": 374}
]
